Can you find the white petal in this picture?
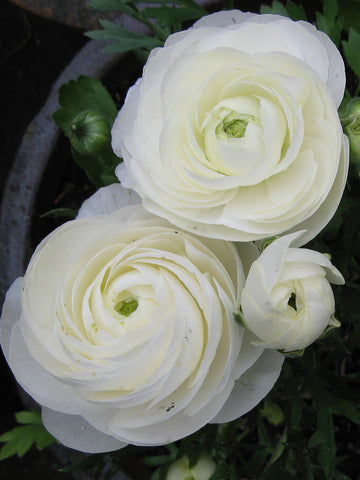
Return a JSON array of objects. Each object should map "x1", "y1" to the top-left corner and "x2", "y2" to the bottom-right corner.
[
  {"x1": 286, "y1": 134, "x2": 349, "y2": 246},
  {"x1": 211, "y1": 350, "x2": 284, "y2": 423},
  {"x1": 42, "y1": 408, "x2": 126, "y2": 453},
  {"x1": 0, "y1": 277, "x2": 23, "y2": 361},
  {"x1": 77, "y1": 183, "x2": 141, "y2": 219}
]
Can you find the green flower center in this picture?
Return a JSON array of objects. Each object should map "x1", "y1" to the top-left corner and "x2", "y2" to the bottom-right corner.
[
  {"x1": 115, "y1": 298, "x2": 139, "y2": 317},
  {"x1": 215, "y1": 112, "x2": 256, "y2": 140},
  {"x1": 223, "y1": 118, "x2": 248, "y2": 138}
]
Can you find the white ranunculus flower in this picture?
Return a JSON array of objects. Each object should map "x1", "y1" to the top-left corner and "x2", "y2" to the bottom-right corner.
[
  {"x1": 240, "y1": 232, "x2": 344, "y2": 352},
  {"x1": 112, "y1": 10, "x2": 348, "y2": 244},
  {"x1": 0, "y1": 185, "x2": 283, "y2": 453}
]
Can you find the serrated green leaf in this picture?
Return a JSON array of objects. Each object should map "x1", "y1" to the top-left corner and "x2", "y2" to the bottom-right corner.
[
  {"x1": 0, "y1": 424, "x2": 54, "y2": 460},
  {"x1": 86, "y1": 22, "x2": 163, "y2": 53},
  {"x1": 99, "y1": 37, "x2": 162, "y2": 54},
  {"x1": 260, "y1": 0, "x2": 306, "y2": 20},
  {"x1": 343, "y1": 28, "x2": 360, "y2": 81},
  {"x1": 285, "y1": 1, "x2": 307, "y2": 21},
  {"x1": 315, "y1": 0, "x2": 343, "y2": 46},
  {"x1": 260, "y1": 1, "x2": 289, "y2": 17}
]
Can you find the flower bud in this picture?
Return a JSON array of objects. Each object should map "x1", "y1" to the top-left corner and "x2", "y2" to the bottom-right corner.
[
  {"x1": 340, "y1": 97, "x2": 360, "y2": 162},
  {"x1": 166, "y1": 455, "x2": 216, "y2": 480},
  {"x1": 240, "y1": 232, "x2": 344, "y2": 353},
  {"x1": 69, "y1": 109, "x2": 110, "y2": 155}
]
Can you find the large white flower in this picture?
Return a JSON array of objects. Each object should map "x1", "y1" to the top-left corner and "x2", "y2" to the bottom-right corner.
[
  {"x1": 113, "y1": 10, "x2": 348, "y2": 244},
  {"x1": 240, "y1": 231, "x2": 344, "y2": 352},
  {"x1": 0, "y1": 185, "x2": 283, "y2": 453}
]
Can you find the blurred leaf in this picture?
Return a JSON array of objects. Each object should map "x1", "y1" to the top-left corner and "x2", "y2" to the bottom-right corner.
[
  {"x1": 260, "y1": 401, "x2": 285, "y2": 426},
  {"x1": 260, "y1": 0, "x2": 288, "y2": 16},
  {"x1": 209, "y1": 461, "x2": 230, "y2": 480},
  {"x1": 60, "y1": 453, "x2": 104, "y2": 473},
  {"x1": 285, "y1": 1, "x2": 307, "y2": 20},
  {"x1": 260, "y1": 0, "x2": 306, "y2": 20},
  {"x1": 338, "y1": 0, "x2": 360, "y2": 33},
  {"x1": 15, "y1": 410, "x2": 42, "y2": 425},
  {"x1": 308, "y1": 404, "x2": 336, "y2": 480},
  {"x1": 343, "y1": 28, "x2": 360, "y2": 82}
]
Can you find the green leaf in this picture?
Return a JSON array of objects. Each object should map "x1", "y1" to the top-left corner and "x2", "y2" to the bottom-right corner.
[
  {"x1": 284, "y1": 1, "x2": 306, "y2": 21},
  {"x1": 86, "y1": 23, "x2": 163, "y2": 54},
  {"x1": 88, "y1": 0, "x2": 137, "y2": 15},
  {"x1": 260, "y1": 1, "x2": 289, "y2": 17},
  {"x1": 343, "y1": 28, "x2": 360, "y2": 81},
  {"x1": 71, "y1": 147, "x2": 119, "y2": 189},
  {"x1": 0, "y1": 418, "x2": 55, "y2": 460},
  {"x1": 315, "y1": 0, "x2": 343, "y2": 46},
  {"x1": 15, "y1": 410, "x2": 42, "y2": 425},
  {"x1": 40, "y1": 208, "x2": 77, "y2": 219},
  {"x1": 141, "y1": 5, "x2": 207, "y2": 25},
  {"x1": 338, "y1": 0, "x2": 360, "y2": 33},
  {"x1": 260, "y1": 0, "x2": 306, "y2": 20},
  {"x1": 308, "y1": 404, "x2": 336, "y2": 480},
  {"x1": 260, "y1": 401, "x2": 285, "y2": 426},
  {"x1": 209, "y1": 461, "x2": 230, "y2": 480}
]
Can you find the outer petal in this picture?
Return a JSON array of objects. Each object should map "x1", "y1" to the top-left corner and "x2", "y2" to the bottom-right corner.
[
  {"x1": 42, "y1": 408, "x2": 126, "y2": 453},
  {"x1": 286, "y1": 135, "x2": 349, "y2": 247},
  {"x1": 77, "y1": 183, "x2": 141, "y2": 219},
  {"x1": 211, "y1": 350, "x2": 284, "y2": 423},
  {"x1": 0, "y1": 277, "x2": 23, "y2": 361},
  {"x1": 193, "y1": 10, "x2": 345, "y2": 106}
]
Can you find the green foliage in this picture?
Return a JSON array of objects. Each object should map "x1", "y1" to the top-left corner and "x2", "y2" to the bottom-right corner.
[
  {"x1": 0, "y1": 410, "x2": 55, "y2": 460},
  {"x1": 86, "y1": 20, "x2": 163, "y2": 54},
  {"x1": 316, "y1": 0, "x2": 344, "y2": 46},
  {"x1": 87, "y1": 0, "x2": 208, "y2": 53},
  {"x1": 343, "y1": 29, "x2": 360, "y2": 93},
  {"x1": 338, "y1": 0, "x2": 360, "y2": 34},
  {"x1": 260, "y1": 0, "x2": 307, "y2": 21},
  {"x1": 53, "y1": 75, "x2": 120, "y2": 188}
]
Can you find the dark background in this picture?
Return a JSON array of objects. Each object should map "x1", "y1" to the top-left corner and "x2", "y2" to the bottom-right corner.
[{"x1": 1, "y1": 1, "x2": 87, "y2": 477}]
